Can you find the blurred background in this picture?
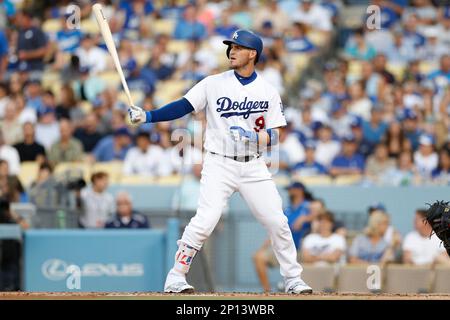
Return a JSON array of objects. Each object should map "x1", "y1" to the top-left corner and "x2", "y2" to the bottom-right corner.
[{"x1": 0, "y1": 0, "x2": 450, "y2": 294}]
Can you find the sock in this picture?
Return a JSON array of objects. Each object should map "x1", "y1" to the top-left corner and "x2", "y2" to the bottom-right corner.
[{"x1": 172, "y1": 242, "x2": 198, "y2": 276}]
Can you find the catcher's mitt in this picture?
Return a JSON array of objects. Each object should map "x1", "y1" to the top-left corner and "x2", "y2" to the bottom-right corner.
[{"x1": 425, "y1": 201, "x2": 450, "y2": 256}]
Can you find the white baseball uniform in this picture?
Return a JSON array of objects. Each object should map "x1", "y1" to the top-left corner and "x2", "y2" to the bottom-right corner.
[{"x1": 179, "y1": 70, "x2": 303, "y2": 279}]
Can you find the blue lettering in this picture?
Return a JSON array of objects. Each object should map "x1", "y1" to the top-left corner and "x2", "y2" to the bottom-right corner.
[{"x1": 216, "y1": 96, "x2": 270, "y2": 119}]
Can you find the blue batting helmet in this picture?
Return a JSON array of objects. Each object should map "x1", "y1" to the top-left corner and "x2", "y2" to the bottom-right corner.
[{"x1": 223, "y1": 29, "x2": 263, "y2": 63}]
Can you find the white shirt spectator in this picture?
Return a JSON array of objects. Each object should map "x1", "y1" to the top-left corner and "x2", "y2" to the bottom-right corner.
[
  {"x1": 75, "y1": 46, "x2": 108, "y2": 75},
  {"x1": 18, "y1": 107, "x2": 37, "y2": 124},
  {"x1": 0, "y1": 96, "x2": 10, "y2": 119},
  {"x1": 123, "y1": 144, "x2": 167, "y2": 176},
  {"x1": 414, "y1": 151, "x2": 438, "y2": 177},
  {"x1": 403, "y1": 231, "x2": 445, "y2": 265},
  {"x1": 365, "y1": 29, "x2": 394, "y2": 55},
  {"x1": 0, "y1": 145, "x2": 20, "y2": 175},
  {"x1": 259, "y1": 67, "x2": 284, "y2": 96},
  {"x1": 35, "y1": 122, "x2": 60, "y2": 150},
  {"x1": 348, "y1": 98, "x2": 372, "y2": 121},
  {"x1": 302, "y1": 233, "x2": 346, "y2": 263},
  {"x1": 291, "y1": 4, "x2": 332, "y2": 32},
  {"x1": 80, "y1": 187, "x2": 115, "y2": 228},
  {"x1": 162, "y1": 145, "x2": 204, "y2": 176},
  {"x1": 315, "y1": 140, "x2": 341, "y2": 167},
  {"x1": 280, "y1": 133, "x2": 305, "y2": 166}
]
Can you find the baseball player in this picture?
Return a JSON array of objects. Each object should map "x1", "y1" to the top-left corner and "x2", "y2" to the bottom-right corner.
[{"x1": 128, "y1": 29, "x2": 312, "y2": 294}]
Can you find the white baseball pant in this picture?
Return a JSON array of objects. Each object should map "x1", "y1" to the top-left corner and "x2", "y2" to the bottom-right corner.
[{"x1": 179, "y1": 151, "x2": 303, "y2": 278}]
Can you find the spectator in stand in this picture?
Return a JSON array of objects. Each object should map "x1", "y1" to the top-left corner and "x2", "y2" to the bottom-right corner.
[
  {"x1": 13, "y1": 122, "x2": 46, "y2": 163},
  {"x1": 0, "y1": 131, "x2": 20, "y2": 175},
  {"x1": 105, "y1": 191, "x2": 149, "y2": 229},
  {"x1": 315, "y1": 125, "x2": 341, "y2": 168},
  {"x1": 91, "y1": 127, "x2": 132, "y2": 162},
  {"x1": 123, "y1": 131, "x2": 166, "y2": 177},
  {"x1": 73, "y1": 113, "x2": 103, "y2": 153},
  {"x1": 362, "y1": 107, "x2": 388, "y2": 148},
  {"x1": 330, "y1": 134, "x2": 365, "y2": 178},
  {"x1": 0, "y1": 198, "x2": 28, "y2": 291},
  {"x1": 48, "y1": 119, "x2": 84, "y2": 165},
  {"x1": 285, "y1": 22, "x2": 316, "y2": 54},
  {"x1": 252, "y1": 0, "x2": 290, "y2": 34},
  {"x1": 35, "y1": 107, "x2": 60, "y2": 151},
  {"x1": 402, "y1": 13, "x2": 426, "y2": 49},
  {"x1": 15, "y1": 10, "x2": 48, "y2": 79},
  {"x1": 0, "y1": 159, "x2": 25, "y2": 203},
  {"x1": 372, "y1": 53, "x2": 396, "y2": 84},
  {"x1": 291, "y1": 140, "x2": 327, "y2": 177},
  {"x1": 28, "y1": 161, "x2": 59, "y2": 207},
  {"x1": 402, "y1": 109, "x2": 422, "y2": 151},
  {"x1": 301, "y1": 211, "x2": 346, "y2": 265},
  {"x1": 278, "y1": 125, "x2": 305, "y2": 173},
  {"x1": 349, "y1": 211, "x2": 396, "y2": 265},
  {"x1": 381, "y1": 150, "x2": 419, "y2": 186},
  {"x1": 0, "y1": 29, "x2": 8, "y2": 81},
  {"x1": 413, "y1": 134, "x2": 438, "y2": 180},
  {"x1": 344, "y1": 27, "x2": 376, "y2": 61},
  {"x1": 347, "y1": 80, "x2": 372, "y2": 121},
  {"x1": 384, "y1": 121, "x2": 410, "y2": 158},
  {"x1": 75, "y1": 34, "x2": 108, "y2": 75},
  {"x1": 365, "y1": 143, "x2": 396, "y2": 183},
  {"x1": 0, "y1": 83, "x2": 10, "y2": 118},
  {"x1": 214, "y1": 9, "x2": 239, "y2": 38},
  {"x1": 0, "y1": 102, "x2": 22, "y2": 145},
  {"x1": 349, "y1": 116, "x2": 372, "y2": 158},
  {"x1": 173, "y1": 3, "x2": 207, "y2": 40},
  {"x1": 291, "y1": 0, "x2": 332, "y2": 34},
  {"x1": 432, "y1": 147, "x2": 450, "y2": 184},
  {"x1": 79, "y1": 171, "x2": 115, "y2": 228},
  {"x1": 427, "y1": 54, "x2": 450, "y2": 93},
  {"x1": 403, "y1": 209, "x2": 450, "y2": 266}
]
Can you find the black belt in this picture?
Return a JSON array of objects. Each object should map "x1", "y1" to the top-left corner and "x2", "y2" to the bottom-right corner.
[{"x1": 210, "y1": 151, "x2": 259, "y2": 162}]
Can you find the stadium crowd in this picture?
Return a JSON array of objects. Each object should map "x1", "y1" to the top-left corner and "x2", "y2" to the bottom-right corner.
[{"x1": 0, "y1": 0, "x2": 449, "y2": 291}]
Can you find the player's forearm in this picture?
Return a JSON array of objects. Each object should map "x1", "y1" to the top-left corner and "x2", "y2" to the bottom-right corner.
[
  {"x1": 256, "y1": 128, "x2": 278, "y2": 148},
  {"x1": 145, "y1": 98, "x2": 194, "y2": 123}
]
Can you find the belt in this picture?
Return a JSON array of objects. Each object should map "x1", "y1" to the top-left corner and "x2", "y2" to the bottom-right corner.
[{"x1": 210, "y1": 151, "x2": 259, "y2": 162}]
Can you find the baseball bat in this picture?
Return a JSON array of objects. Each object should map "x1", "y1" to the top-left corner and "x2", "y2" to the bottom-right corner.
[{"x1": 92, "y1": 3, "x2": 136, "y2": 108}]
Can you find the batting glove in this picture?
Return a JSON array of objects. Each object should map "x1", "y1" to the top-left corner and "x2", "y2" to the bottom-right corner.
[
  {"x1": 128, "y1": 105, "x2": 147, "y2": 124},
  {"x1": 229, "y1": 126, "x2": 258, "y2": 143}
]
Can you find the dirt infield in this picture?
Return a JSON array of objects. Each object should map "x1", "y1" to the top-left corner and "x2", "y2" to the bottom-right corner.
[{"x1": 1, "y1": 292, "x2": 450, "y2": 300}]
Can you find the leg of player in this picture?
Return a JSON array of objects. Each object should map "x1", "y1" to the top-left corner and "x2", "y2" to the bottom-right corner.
[
  {"x1": 164, "y1": 153, "x2": 238, "y2": 293},
  {"x1": 238, "y1": 160, "x2": 313, "y2": 294}
]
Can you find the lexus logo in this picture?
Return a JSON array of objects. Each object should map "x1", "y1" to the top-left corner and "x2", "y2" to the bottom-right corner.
[
  {"x1": 42, "y1": 259, "x2": 69, "y2": 281},
  {"x1": 41, "y1": 259, "x2": 145, "y2": 281}
]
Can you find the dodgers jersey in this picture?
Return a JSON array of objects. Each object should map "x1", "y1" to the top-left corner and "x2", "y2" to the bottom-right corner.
[{"x1": 184, "y1": 70, "x2": 287, "y2": 157}]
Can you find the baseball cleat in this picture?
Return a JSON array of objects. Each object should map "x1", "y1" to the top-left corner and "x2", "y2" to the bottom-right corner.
[
  {"x1": 164, "y1": 281, "x2": 195, "y2": 293},
  {"x1": 164, "y1": 270, "x2": 195, "y2": 293},
  {"x1": 285, "y1": 278, "x2": 313, "y2": 294}
]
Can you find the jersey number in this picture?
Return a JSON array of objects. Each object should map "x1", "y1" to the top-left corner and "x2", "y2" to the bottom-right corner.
[{"x1": 254, "y1": 116, "x2": 265, "y2": 132}]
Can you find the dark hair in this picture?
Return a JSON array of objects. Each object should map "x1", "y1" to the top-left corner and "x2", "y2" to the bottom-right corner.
[
  {"x1": 0, "y1": 197, "x2": 11, "y2": 223},
  {"x1": 39, "y1": 162, "x2": 53, "y2": 173},
  {"x1": 318, "y1": 210, "x2": 335, "y2": 224},
  {"x1": 91, "y1": 171, "x2": 108, "y2": 184},
  {"x1": 416, "y1": 209, "x2": 427, "y2": 219}
]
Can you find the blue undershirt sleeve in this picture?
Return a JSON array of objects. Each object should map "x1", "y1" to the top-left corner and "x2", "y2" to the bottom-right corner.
[{"x1": 145, "y1": 98, "x2": 195, "y2": 123}]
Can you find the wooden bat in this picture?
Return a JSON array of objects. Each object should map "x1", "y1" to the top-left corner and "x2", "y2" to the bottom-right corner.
[{"x1": 92, "y1": 3, "x2": 136, "y2": 109}]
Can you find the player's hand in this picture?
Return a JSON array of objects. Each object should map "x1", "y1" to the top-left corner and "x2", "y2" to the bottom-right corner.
[
  {"x1": 229, "y1": 126, "x2": 258, "y2": 143},
  {"x1": 128, "y1": 105, "x2": 147, "y2": 124}
]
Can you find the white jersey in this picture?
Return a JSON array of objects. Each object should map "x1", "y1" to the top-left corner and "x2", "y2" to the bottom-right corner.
[{"x1": 184, "y1": 70, "x2": 286, "y2": 157}]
